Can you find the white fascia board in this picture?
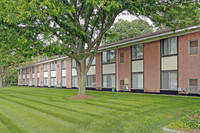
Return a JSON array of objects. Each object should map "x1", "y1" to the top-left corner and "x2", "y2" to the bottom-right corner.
[
  {"x1": 17, "y1": 56, "x2": 68, "y2": 70},
  {"x1": 98, "y1": 26, "x2": 200, "y2": 51}
]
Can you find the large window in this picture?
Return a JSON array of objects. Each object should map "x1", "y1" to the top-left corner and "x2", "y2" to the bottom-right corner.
[
  {"x1": 161, "y1": 37, "x2": 177, "y2": 56},
  {"x1": 37, "y1": 78, "x2": 40, "y2": 86},
  {"x1": 132, "y1": 44, "x2": 143, "y2": 60},
  {"x1": 32, "y1": 67, "x2": 35, "y2": 74},
  {"x1": 103, "y1": 74, "x2": 115, "y2": 88},
  {"x1": 86, "y1": 57, "x2": 96, "y2": 66},
  {"x1": 23, "y1": 69, "x2": 25, "y2": 75},
  {"x1": 132, "y1": 73, "x2": 143, "y2": 88},
  {"x1": 27, "y1": 79, "x2": 29, "y2": 86},
  {"x1": 189, "y1": 40, "x2": 198, "y2": 55},
  {"x1": 162, "y1": 71, "x2": 177, "y2": 90},
  {"x1": 32, "y1": 78, "x2": 35, "y2": 85},
  {"x1": 189, "y1": 79, "x2": 198, "y2": 93},
  {"x1": 102, "y1": 50, "x2": 115, "y2": 64},
  {"x1": 120, "y1": 53, "x2": 124, "y2": 63},
  {"x1": 44, "y1": 64, "x2": 48, "y2": 72},
  {"x1": 23, "y1": 79, "x2": 25, "y2": 85},
  {"x1": 72, "y1": 59, "x2": 76, "y2": 68},
  {"x1": 87, "y1": 75, "x2": 96, "y2": 87},
  {"x1": 51, "y1": 77, "x2": 56, "y2": 86},
  {"x1": 44, "y1": 77, "x2": 48, "y2": 86},
  {"x1": 62, "y1": 77, "x2": 66, "y2": 86},
  {"x1": 62, "y1": 60, "x2": 66, "y2": 69},
  {"x1": 51, "y1": 62, "x2": 56, "y2": 71},
  {"x1": 72, "y1": 76, "x2": 78, "y2": 87},
  {"x1": 27, "y1": 68, "x2": 30, "y2": 74}
]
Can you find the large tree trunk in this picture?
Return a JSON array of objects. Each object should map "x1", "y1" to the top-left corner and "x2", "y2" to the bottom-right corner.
[{"x1": 76, "y1": 61, "x2": 87, "y2": 96}]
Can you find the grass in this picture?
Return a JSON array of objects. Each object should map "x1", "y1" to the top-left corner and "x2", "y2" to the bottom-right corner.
[{"x1": 0, "y1": 87, "x2": 199, "y2": 133}]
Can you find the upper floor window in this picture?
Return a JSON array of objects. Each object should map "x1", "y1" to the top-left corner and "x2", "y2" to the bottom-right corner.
[
  {"x1": 23, "y1": 69, "x2": 25, "y2": 75},
  {"x1": 120, "y1": 52, "x2": 124, "y2": 63},
  {"x1": 132, "y1": 44, "x2": 143, "y2": 60},
  {"x1": 161, "y1": 37, "x2": 177, "y2": 56},
  {"x1": 86, "y1": 57, "x2": 96, "y2": 66},
  {"x1": 27, "y1": 68, "x2": 30, "y2": 74},
  {"x1": 51, "y1": 62, "x2": 56, "y2": 71},
  {"x1": 44, "y1": 64, "x2": 48, "y2": 72},
  {"x1": 37, "y1": 65, "x2": 40, "y2": 73},
  {"x1": 32, "y1": 67, "x2": 35, "y2": 73},
  {"x1": 189, "y1": 40, "x2": 198, "y2": 55},
  {"x1": 72, "y1": 59, "x2": 76, "y2": 68},
  {"x1": 62, "y1": 60, "x2": 66, "y2": 69},
  {"x1": 102, "y1": 50, "x2": 115, "y2": 64}
]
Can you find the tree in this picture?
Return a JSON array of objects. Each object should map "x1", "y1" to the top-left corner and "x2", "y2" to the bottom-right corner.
[
  {"x1": 103, "y1": 19, "x2": 153, "y2": 44},
  {"x1": 1, "y1": 0, "x2": 199, "y2": 96}
]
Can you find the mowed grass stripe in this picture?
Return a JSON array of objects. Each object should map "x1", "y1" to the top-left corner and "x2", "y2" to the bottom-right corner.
[
  {"x1": 0, "y1": 112, "x2": 24, "y2": 133},
  {"x1": 0, "y1": 97, "x2": 88, "y2": 133},
  {"x1": 0, "y1": 94, "x2": 99, "y2": 127},
  {"x1": 0, "y1": 91, "x2": 108, "y2": 117}
]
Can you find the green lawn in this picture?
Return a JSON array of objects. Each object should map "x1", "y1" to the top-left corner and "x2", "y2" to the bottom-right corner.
[{"x1": 0, "y1": 87, "x2": 199, "y2": 133}]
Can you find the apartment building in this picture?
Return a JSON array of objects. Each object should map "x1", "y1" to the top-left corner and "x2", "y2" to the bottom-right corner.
[{"x1": 17, "y1": 26, "x2": 200, "y2": 95}]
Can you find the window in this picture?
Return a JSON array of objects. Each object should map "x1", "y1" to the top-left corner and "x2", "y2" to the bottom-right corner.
[
  {"x1": 189, "y1": 40, "x2": 198, "y2": 55},
  {"x1": 132, "y1": 73, "x2": 143, "y2": 88},
  {"x1": 27, "y1": 79, "x2": 29, "y2": 85},
  {"x1": 102, "y1": 50, "x2": 115, "y2": 63},
  {"x1": 37, "y1": 78, "x2": 40, "y2": 85},
  {"x1": 120, "y1": 53, "x2": 124, "y2": 63},
  {"x1": 62, "y1": 60, "x2": 66, "y2": 69},
  {"x1": 32, "y1": 67, "x2": 35, "y2": 73},
  {"x1": 51, "y1": 77, "x2": 56, "y2": 86},
  {"x1": 72, "y1": 59, "x2": 76, "y2": 68},
  {"x1": 37, "y1": 66, "x2": 40, "y2": 73},
  {"x1": 32, "y1": 78, "x2": 35, "y2": 85},
  {"x1": 43, "y1": 77, "x2": 48, "y2": 86},
  {"x1": 189, "y1": 79, "x2": 198, "y2": 93},
  {"x1": 86, "y1": 57, "x2": 96, "y2": 66},
  {"x1": 44, "y1": 64, "x2": 48, "y2": 72},
  {"x1": 51, "y1": 62, "x2": 56, "y2": 71},
  {"x1": 132, "y1": 44, "x2": 144, "y2": 60},
  {"x1": 23, "y1": 69, "x2": 25, "y2": 75},
  {"x1": 23, "y1": 79, "x2": 25, "y2": 85},
  {"x1": 27, "y1": 68, "x2": 30, "y2": 74},
  {"x1": 87, "y1": 75, "x2": 96, "y2": 87},
  {"x1": 103, "y1": 74, "x2": 115, "y2": 88},
  {"x1": 162, "y1": 71, "x2": 177, "y2": 90},
  {"x1": 161, "y1": 37, "x2": 177, "y2": 56},
  {"x1": 72, "y1": 76, "x2": 78, "y2": 87},
  {"x1": 62, "y1": 77, "x2": 66, "y2": 86}
]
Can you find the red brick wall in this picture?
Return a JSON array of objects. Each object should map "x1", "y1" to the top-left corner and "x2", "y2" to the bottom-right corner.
[
  {"x1": 179, "y1": 31, "x2": 200, "y2": 93},
  {"x1": 66, "y1": 58, "x2": 72, "y2": 88},
  {"x1": 144, "y1": 41, "x2": 160, "y2": 92},
  {"x1": 117, "y1": 47, "x2": 132, "y2": 90},
  {"x1": 96, "y1": 53, "x2": 102, "y2": 90}
]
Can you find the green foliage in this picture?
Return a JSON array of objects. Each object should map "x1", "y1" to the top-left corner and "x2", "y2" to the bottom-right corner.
[
  {"x1": 103, "y1": 19, "x2": 153, "y2": 44},
  {"x1": 5, "y1": 68, "x2": 18, "y2": 85},
  {"x1": 169, "y1": 110, "x2": 200, "y2": 130}
]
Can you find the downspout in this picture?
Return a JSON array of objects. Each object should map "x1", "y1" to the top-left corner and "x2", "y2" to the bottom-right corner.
[{"x1": 116, "y1": 47, "x2": 119, "y2": 92}]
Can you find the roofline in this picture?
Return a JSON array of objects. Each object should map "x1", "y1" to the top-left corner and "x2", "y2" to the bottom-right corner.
[
  {"x1": 98, "y1": 26, "x2": 200, "y2": 51},
  {"x1": 17, "y1": 56, "x2": 68, "y2": 70}
]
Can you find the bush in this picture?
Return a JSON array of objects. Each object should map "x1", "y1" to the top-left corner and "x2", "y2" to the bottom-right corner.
[{"x1": 169, "y1": 110, "x2": 200, "y2": 130}]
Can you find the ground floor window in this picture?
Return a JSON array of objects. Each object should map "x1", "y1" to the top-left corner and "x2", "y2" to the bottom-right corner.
[
  {"x1": 23, "y1": 79, "x2": 25, "y2": 85},
  {"x1": 132, "y1": 73, "x2": 143, "y2": 88},
  {"x1": 37, "y1": 78, "x2": 40, "y2": 86},
  {"x1": 44, "y1": 77, "x2": 48, "y2": 86},
  {"x1": 51, "y1": 77, "x2": 56, "y2": 86},
  {"x1": 32, "y1": 78, "x2": 35, "y2": 85},
  {"x1": 62, "y1": 77, "x2": 66, "y2": 86},
  {"x1": 87, "y1": 75, "x2": 96, "y2": 87},
  {"x1": 103, "y1": 74, "x2": 115, "y2": 88},
  {"x1": 189, "y1": 79, "x2": 198, "y2": 93},
  {"x1": 27, "y1": 78, "x2": 29, "y2": 86},
  {"x1": 162, "y1": 71, "x2": 177, "y2": 90},
  {"x1": 72, "y1": 76, "x2": 78, "y2": 87}
]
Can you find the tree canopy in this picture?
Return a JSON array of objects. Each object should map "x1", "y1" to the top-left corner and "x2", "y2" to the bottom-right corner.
[
  {"x1": 1, "y1": 0, "x2": 200, "y2": 96},
  {"x1": 103, "y1": 19, "x2": 153, "y2": 44}
]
